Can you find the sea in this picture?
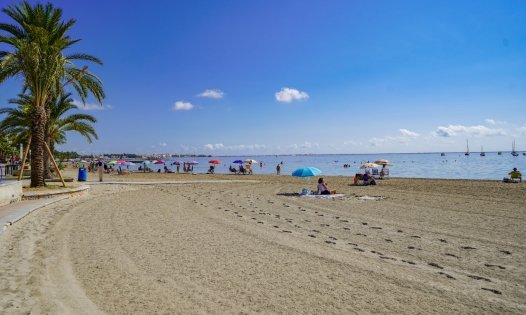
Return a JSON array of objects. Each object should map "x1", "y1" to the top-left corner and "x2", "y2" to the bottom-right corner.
[{"x1": 122, "y1": 152, "x2": 526, "y2": 180}]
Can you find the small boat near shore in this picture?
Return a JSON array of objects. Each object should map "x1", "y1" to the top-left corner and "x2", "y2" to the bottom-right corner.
[
  {"x1": 465, "y1": 140, "x2": 470, "y2": 156},
  {"x1": 480, "y1": 146, "x2": 485, "y2": 157},
  {"x1": 511, "y1": 140, "x2": 519, "y2": 157}
]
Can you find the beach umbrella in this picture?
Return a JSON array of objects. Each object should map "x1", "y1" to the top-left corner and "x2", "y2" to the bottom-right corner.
[
  {"x1": 172, "y1": 161, "x2": 182, "y2": 165},
  {"x1": 116, "y1": 160, "x2": 127, "y2": 165},
  {"x1": 209, "y1": 159, "x2": 221, "y2": 164},
  {"x1": 233, "y1": 160, "x2": 244, "y2": 164},
  {"x1": 107, "y1": 160, "x2": 118, "y2": 165},
  {"x1": 360, "y1": 162, "x2": 379, "y2": 169},
  {"x1": 244, "y1": 159, "x2": 257, "y2": 164},
  {"x1": 374, "y1": 159, "x2": 394, "y2": 166},
  {"x1": 291, "y1": 167, "x2": 322, "y2": 178},
  {"x1": 142, "y1": 160, "x2": 151, "y2": 164},
  {"x1": 80, "y1": 160, "x2": 88, "y2": 163},
  {"x1": 187, "y1": 161, "x2": 199, "y2": 165},
  {"x1": 123, "y1": 161, "x2": 135, "y2": 166},
  {"x1": 154, "y1": 160, "x2": 165, "y2": 164}
]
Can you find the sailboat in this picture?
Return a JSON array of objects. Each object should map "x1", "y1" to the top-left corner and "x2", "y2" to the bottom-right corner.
[
  {"x1": 497, "y1": 151, "x2": 502, "y2": 155},
  {"x1": 464, "y1": 140, "x2": 470, "y2": 156},
  {"x1": 440, "y1": 152, "x2": 445, "y2": 156},
  {"x1": 511, "y1": 140, "x2": 519, "y2": 157},
  {"x1": 480, "y1": 146, "x2": 485, "y2": 157}
]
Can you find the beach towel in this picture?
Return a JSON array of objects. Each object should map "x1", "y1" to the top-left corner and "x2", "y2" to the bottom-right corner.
[{"x1": 300, "y1": 194, "x2": 345, "y2": 199}]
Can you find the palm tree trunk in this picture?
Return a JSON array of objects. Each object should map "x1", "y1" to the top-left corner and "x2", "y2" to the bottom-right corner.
[
  {"x1": 44, "y1": 128, "x2": 52, "y2": 179},
  {"x1": 30, "y1": 106, "x2": 47, "y2": 187}
]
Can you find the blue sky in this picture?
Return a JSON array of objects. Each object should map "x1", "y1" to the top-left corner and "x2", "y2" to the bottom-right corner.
[{"x1": 1, "y1": 0, "x2": 525, "y2": 155}]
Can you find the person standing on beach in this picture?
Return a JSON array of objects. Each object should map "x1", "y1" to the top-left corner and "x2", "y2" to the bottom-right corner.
[
  {"x1": 276, "y1": 164, "x2": 281, "y2": 175},
  {"x1": 97, "y1": 161, "x2": 103, "y2": 182}
]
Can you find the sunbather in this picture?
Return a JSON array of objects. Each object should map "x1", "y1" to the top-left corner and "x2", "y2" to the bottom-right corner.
[
  {"x1": 504, "y1": 167, "x2": 522, "y2": 182},
  {"x1": 316, "y1": 178, "x2": 336, "y2": 195}
]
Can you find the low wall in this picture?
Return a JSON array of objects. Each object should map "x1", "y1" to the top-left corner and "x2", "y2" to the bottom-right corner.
[{"x1": 0, "y1": 180, "x2": 23, "y2": 207}]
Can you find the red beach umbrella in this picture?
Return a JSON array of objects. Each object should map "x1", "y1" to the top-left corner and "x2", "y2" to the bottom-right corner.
[{"x1": 209, "y1": 159, "x2": 221, "y2": 164}]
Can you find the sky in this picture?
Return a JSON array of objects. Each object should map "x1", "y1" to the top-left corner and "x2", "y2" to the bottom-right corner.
[{"x1": 1, "y1": 0, "x2": 525, "y2": 155}]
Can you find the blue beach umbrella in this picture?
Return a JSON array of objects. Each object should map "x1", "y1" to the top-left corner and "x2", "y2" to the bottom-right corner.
[
  {"x1": 233, "y1": 160, "x2": 244, "y2": 164},
  {"x1": 291, "y1": 167, "x2": 322, "y2": 178}
]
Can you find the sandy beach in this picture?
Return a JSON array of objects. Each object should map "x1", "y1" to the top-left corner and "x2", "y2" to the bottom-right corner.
[{"x1": 0, "y1": 174, "x2": 525, "y2": 314}]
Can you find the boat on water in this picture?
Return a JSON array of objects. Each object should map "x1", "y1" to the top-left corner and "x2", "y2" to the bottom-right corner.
[
  {"x1": 498, "y1": 152, "x2": 502, "y2": 155},
  {"x1": 480, "y1": 146, "x2": 485, "y2": 157},
  {"x1": 440, "y1": 152, "x2": 445, "y2": 156},
  {"x1": 465, "y1": 140, "x2": 470, "y2": 156},
  {"x1": 511, "y1": 140, "x2": 519, "y2": 157}
]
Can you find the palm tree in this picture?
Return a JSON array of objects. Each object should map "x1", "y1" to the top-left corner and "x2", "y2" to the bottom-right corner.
[
  {"x1": 0, "y1": 1, "x2": 104, "y2": 186},
  {"x1": 0, "y1": 93, "x2": 98, "y2": 178}
]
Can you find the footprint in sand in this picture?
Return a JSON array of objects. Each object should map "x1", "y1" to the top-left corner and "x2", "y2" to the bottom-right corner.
[
  {"x1": 304, "y1": 220, "x2": 311, "y2": 222},
  {"x1": 329, "y1": 236, "x2": 337, "y2": 240},
  {"x1": 481, "y1": 288, "x2": 502, "y2": 295},
  {"x1": 362, "y1": 222, "x2": 368, "y2": 226},
  {"x1": 300, "y1": 209, "x2": 306, "y2": 212},
  {"x1": 273, "y1": 225, "x2": 279, "y2": 228},
  {"x1": 257, "y1": 221, "x2": 264, "y2": 224},
  {"x1": 484, "y1": 264, "x2": 506, "y2": 270},
  {"x1": 282, "y1": 230, "x2": 292, "y2": 233},
  {"x1": 385, "y1": 239, "x2": 393, "y2": 243},
  {"x1": 438, "y1": 272, "x2": 456, "y2": 280},
  {"x1": 251, "y1": 218, "x2": 257, "y2": 220},
  {"x1": 321, "y1": 224, "x2": 330, "y2": 227},
  {"x1": 428, "y1": 262, "x2": 444, "y2": 269},
  {"x1": 410, "y1": 235, "x2": 421, "y2": 239},
  {"x1": 312, "y1": 230, "x2": 320, "y2": 233},
  {"x1": 325, "y1": 241, "x2": 336, "y2": 245},
  {"x1": 343, "y1": 227, "x2": 350, "y2": 230},
  {"x1": 461, "y1": 246, "x2": 476, "y2": 250},
  {"x1": 371, "y1": 250, "x2": 384, "y2": 255},
  {"x1": 356, "y1": 233, "x2": 367, "y2": 236},
  {"x1": 340, "y1": 220, "x2": 349, "y2": 223},
  {"x1": 237, "y1": 215, "x2": 243, "y2": 218},
  {"x1": 294, "y1": 225, "x2": 301, "y2": 228},
  {"x1": 347, "y1": 242, "x2": 358, "y2": 246},
  {"x1": 318, "y1": 214, "x2": 324, "y2": 216},
  {"x1": 380, "y1": 256, "x2": 397, "y2": 261},
  {"x1": 444, "y1": 253, "x2": 460, "y2": 259},
  {"x1": 500, "y1": 250, "x2": 512, "y2": 255},
  {"x1": 370, "y1": 227, "x2": 382, "y2": 230},
  {"x1": 439, "y1": 239, "x2": 448, "y2": 243},
  {"x1": 407, "y1": 246, "x2": 421, "y2": 250},
  {"x1": 308, "y1": 234, "x2": 316, "y2": 238},
  {"x1": 467, "y1": 275, "x2": 491, "y2": 282},
  {"x1": 353, "y1": 247, "x2": 365, "y2": 252},
  {"x1": 402, "y1": 260, "x2": 416, "y2": 265},
  {"x1": 224, "y1": 209, "x2": 230, "y2": 212}
]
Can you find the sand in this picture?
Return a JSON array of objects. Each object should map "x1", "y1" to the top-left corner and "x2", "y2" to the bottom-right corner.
[{"x1": 0, "y1": 175, "x2": 524, "y2": 314}]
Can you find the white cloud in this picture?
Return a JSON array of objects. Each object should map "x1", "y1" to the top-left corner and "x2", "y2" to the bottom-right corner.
[
  {"x1": 198, "y1": 89, "x2": 224, "y2": 99},
  {"x1": 73, "y1": 99, "x2": 111, "y2": 111},
  {"x1": 399, "y1": 128, "x2": 419, "y2": 138},
  {"x1": 275, "y1": 87, "x2": 309, "y2": 103},
  {"x1": 485, "y1": 119, "x2": 497, "y2": 125},
  {"x1": 484, "y1": 118, "x2": 506, "y2": 125},
  {"x1": 172, "y1": 101, "x2": 194, "y2": 111},
  {"x1": 434, "y1": 124, "x2": 506, "y2": 137},
  {"x1": 517, "y1": 126, "x2": 526, "y2": 135},
  {"x1": 159, "y1": 142, "x2": 167, "y2": 147},
  {"x1": 343, "y1": 140, "x2": 362, "y2": 146}
]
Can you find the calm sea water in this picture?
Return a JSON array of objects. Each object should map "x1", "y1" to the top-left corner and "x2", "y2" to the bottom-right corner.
[{"x1": 125, "y1": 152, "x2": 526, "y2": 180}]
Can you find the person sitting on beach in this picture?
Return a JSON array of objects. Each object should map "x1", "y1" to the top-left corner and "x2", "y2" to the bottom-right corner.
[
  {"x1": 505, "y1": 168, "x2": 522, "y2": 182},
  {"x1": 316, "y1": 178, "x2": 336, "y2": 195},
  {"x1": 229, "y1": 165, "x2": 237, "y2": 174},
  {"x1": 207, "y1": 165, "x2": 215, "y2": 174},
  {"x1": 239, "y1": 165, "x2": 246, "y2": 175},
  {"x1": 362, "y1": 173, "x2": 376, "y2": 186}
]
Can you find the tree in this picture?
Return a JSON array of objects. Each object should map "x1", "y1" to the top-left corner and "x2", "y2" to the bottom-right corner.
[
  {"x1": 0, "y1": 93, "x2": 98, "y2": 177},
  {"x1": 0, "y1": 1, "x2": 104, "y2": 186}
]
